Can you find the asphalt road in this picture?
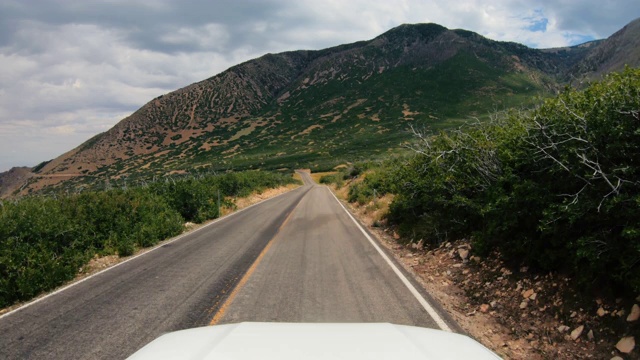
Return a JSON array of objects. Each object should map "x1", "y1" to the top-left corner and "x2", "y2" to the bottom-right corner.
[{"x1": 0, "y1": 172, "x2": 456, "y2": 359}]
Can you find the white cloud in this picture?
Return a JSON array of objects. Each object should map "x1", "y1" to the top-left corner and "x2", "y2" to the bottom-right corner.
[
  {"x1": 51, "y1": 125, "x2": 76, "y2": 135},
  {"x1": 160, "y1": 23, "x2": 230, "y2": 51}
]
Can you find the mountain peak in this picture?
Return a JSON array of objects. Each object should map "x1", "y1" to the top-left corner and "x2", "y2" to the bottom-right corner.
[{"x1": 376, "y1": 22, "x2": 448, "y2": 41}]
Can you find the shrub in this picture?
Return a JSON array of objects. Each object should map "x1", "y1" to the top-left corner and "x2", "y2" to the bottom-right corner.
[
  {"x1": 0, "y1": 198, "x2": 87, "y2": 304},
  {"x1": 0, "y1": 170, "x2": 297, "y2": 307},
  {"x1": 387, "y1": 68, "x2": 640, "y2": 294},
  {"x1": 319, "y1": 173, "x2": 344, "y2": 188},
  {"x1": 150, "y1": 179, "x2": 218, "y2": 223}
]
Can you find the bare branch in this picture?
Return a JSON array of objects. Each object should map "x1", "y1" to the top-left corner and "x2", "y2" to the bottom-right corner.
[
  {"x1": 559, "y1": 98, "x2": 587, "y2": 122},
  {"x1": 559, "y1": 183, "x2": 590, "y2": 208}
]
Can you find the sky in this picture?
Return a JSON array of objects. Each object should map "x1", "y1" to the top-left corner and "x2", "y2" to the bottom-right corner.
[{"x1": 0, "y1": 0, "x2": 638, "y2": 172}]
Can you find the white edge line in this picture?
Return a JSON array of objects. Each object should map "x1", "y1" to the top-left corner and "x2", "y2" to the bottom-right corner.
[
  {"x1": 326, "y1": 187, "x2": 452, "y2": 332},
  {"x1": 0, "y1": 185, "x2": 302, "y2": 321}
]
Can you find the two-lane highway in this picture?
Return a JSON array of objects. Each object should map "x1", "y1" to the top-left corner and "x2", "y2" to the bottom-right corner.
[
  {"x1": 0, "y1": 172, "x2": 456, "y2": 359},
  {"x1": 212, "y1": 173, "x2": 444, "y2": 327}
]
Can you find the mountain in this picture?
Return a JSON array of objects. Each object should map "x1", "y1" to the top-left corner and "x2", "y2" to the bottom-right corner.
[
  {"x1": 571, "y1": 17, "x2": 640, "y2": 78},
  {"x1": 7, "y1": 19, "x2": 640, "y2": 196},
  {"x1": 0, "y1": 167, "x2": 33, "y2": 198}
]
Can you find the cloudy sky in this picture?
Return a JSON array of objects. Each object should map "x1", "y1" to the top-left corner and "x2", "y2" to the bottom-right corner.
[{"x1": 0, "y1": 0, "x2": 638, "y2": 172}]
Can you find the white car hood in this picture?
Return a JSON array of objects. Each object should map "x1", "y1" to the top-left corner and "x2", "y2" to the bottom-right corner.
[{"x1": 127, "y1": 322, "x2": 501, "y2": 360}]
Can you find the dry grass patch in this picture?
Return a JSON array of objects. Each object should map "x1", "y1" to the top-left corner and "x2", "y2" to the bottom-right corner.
[
  {"x1": 343, "y1": 98, "x2": 367, "y2": 113},
  {"x1": 224, "y1": 184, "x2": 300, "y2": 214},
  {"x1": 402, "y1": 103, "x2": 420, "y2": 120},
  {"x1": 229, "y1": 119, "x2": 268, "y2": 141},
  {"x1": 292, "y1": 125, "x2": 323, "y2": 139}
]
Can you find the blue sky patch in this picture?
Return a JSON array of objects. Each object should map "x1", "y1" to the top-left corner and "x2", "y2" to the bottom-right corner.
[
  {"x1": 524, "y1": 9, "x2": 549, "y2": 32},
  {"x1": 527, "y1": 17, "x2": 549, "y2": 32}
]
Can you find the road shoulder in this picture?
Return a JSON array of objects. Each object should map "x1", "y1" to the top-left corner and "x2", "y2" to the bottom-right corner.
[{"x1": 322, "y1": 184, "x2": 533, "y2": 359}]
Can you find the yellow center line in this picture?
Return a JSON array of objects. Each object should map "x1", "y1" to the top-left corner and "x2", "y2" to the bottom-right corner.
[{"x1": 209, "y1": 202, "x2": 299, "y2": 326}]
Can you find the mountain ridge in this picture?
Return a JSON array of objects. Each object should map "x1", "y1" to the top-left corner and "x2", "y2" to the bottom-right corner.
[
  {"x1": 571, "y1": 17, "x2": 640, "y2": 78},
  {"x1": 5, "y1": 18, "x2": 640, "y2": 196}
]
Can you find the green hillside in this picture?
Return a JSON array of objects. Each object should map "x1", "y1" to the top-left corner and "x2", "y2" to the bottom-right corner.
[{"x1": 14, "y1": 19, "x2": 640, "y2": 195}]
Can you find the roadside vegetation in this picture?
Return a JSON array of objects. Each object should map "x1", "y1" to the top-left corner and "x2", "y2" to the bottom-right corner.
[
  {"x1": 324, "y1": 68, "x2": 640, "y2": 297},
  {"x1": 0, "y1": 171, "x2": 299, "y2": 308}
]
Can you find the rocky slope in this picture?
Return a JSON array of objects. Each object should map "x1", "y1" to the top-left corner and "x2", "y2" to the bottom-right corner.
[
  {"x1": 7, "y1": 18, "x2": 640, "y2": 196},
  {"x1": 0, "y1": 167, "x2": 33, "y2": 198},
  {"x1": 571, "y1": 17, "x2": 640, "y2": 79}
]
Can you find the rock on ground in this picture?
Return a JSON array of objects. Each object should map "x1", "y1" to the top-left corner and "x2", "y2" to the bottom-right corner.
[
  {"x1": 615, "y1": 336, "x2": 635, "y2": 354},
  {"x1": 626, "y1": 304, "x2": 640, "y2": 322},
  {"x1": 570, "y1": 325, "x2": 584, "y2": 340}
]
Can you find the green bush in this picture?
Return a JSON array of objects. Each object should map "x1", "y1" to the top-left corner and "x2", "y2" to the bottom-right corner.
[
  {"x1": 319, "y1": 173, "x2": 344, "y2": 188},
  {"x1": 0, "y1": 190, "x2": 184, "y2": 306},
  {"x1": 0, "y1": 198, "x2": 87, "y2": 303},
  {"x1": 347, "y1": 167, "x2": 396, "y2": 205},
  {"x1": 387, "y1": 68, "x2": 640, "y2": 294},
  {"x1": 502, "y1": 68, "x2": 640, "y2": 291},
  {"x1": 150, "y1": 179, "x2": 218, "y2": 223},
  {"x1": 0, "y1": 170, "x2": 298, "y2": 307},
  {"x1": 384, "y1": 121, "x2": 506, "y2": 243}
]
